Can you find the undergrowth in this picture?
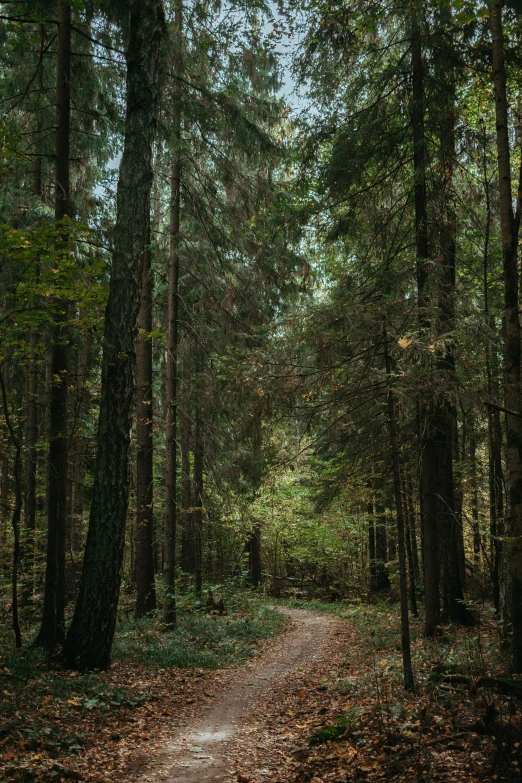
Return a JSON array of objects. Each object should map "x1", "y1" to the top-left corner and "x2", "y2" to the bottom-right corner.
[
  {"x1": 277, "y1": 595, "x2": 506, "y2": 682},
  {"x1": 1, "y1": 588, "x2": 287, "y2": 676},
  {"x1": 273, "y1": 597, "x2": 520, "y2": 782},
  {"x1": 0, "y1": 598, "x2": 285, "y2": 730},
  {"x1": 112, "y1": 599, "x2": 286, "y2": 669},
  {"x1": 0, "y1": 589, "x2": 288, "y2": 781}
]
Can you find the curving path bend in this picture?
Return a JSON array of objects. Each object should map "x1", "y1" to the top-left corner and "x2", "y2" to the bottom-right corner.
[{"x1": 136, "y1": 608, "x2": 342, "y2": 783}]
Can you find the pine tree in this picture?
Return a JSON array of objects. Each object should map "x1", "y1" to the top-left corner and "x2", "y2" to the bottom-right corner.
[{"x1": 63, "y1": 0, "x2": 164, "y2": 670}]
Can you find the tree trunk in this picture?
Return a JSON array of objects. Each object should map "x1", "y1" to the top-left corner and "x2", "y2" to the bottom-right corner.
[
  {"x1": 454, "y1": 415, "x2": 467, "y2": 590},
  {"x1": 0, "y1": 367, "x2": 22, "y2": 648},
  {"x1": 368, "y1": 495, "x2": 377, "y2": 591},
  {"x1": 22, "y1": 328, "x2": 38, "y2": 607},
  {"x1": 489, "y1": 0, "x2": 522, "y2": 668},
  {"x1": 483, "y1": 131, "x2": 504, "y2": 614},
  {"x1": 70, "y1": 349, "x2": 88, "y2": 559},
  {"x1": 180, "y1": 379, "x2": 193, "y2": 574},
  {"x1": 405, "y1": 474, "x2": 420, "y2": 581},
  {"x1": 1, "y1": 418, "x2": 8, "y2": 577},
  {"x1": 249, "y1": 404, "x2": 263, "y2": 588},
  {"x1": 411, "y1": 6, "x2": 429, "y2": 299},
  {"x1": 206, "y1": 511, "x2": 214, "y2": 582},
  {"x1": 435, "y1": 398, "x2": 468, "y2": 623},
  {"x1": 374, "y1": 476, "x2": 390, "y2": 591},
  {"x1": 422, "y1": 430, "x2": 440, "y2": 636},
  {"x1": 383, "y1": 327, "x2": 415, "y2": 691},
  {"x1": 163, "y1": 0, "x2": 183, "y2": 625},
  {"x1": 35, "y1": 0, "x2": 71, "y2": 648},
  {"x1": 412, "y1": 7, "x2": 440, "y2": 636},
  {"x1": 435, "y1": 406, "x2": 468, "y2": 623},
  {"x1": 404, "y1": 473, "x2": 418, "y2": 616},
  {"x1": 434, "y1": 4, "x2": 470, "y2": 626},
  {"x1": 387, "y1": 514, "x2": 397, "y2": 561},
  {"x1": 489, "y1": 367, "x2": 504, "y2": 613},
  {"x1": 36, "y1": 355, "x2": 52, "y2": 587},
  {"x1": 135, "y1": 224, "x2": 156, "y2": 618},
  {"x1": 193, "y1": 402, "x2": 204, "y2": 598},
  {"x1": 63, "y1": 0, "x2": 164, "y2": 670},
  {"x1": 470, "y1": 429, "x2": 480, "y2": 562},
  {"x1": 250, "y1": 523, "x2": 262, "y2": 588},
  {"x1": 487, "y1": 338, "x2": 504, "y2": 600},
  {"x1": 65, "y1": 350, "x2": 87, "y2": 601},
  {"x1": 22, "y1": 26, "x2": 44, "y2": 606}
]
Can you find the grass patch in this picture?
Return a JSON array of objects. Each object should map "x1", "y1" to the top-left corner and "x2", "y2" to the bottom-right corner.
[
  {"x1": 0, "y1": 590, "x2": 288, "y2": 676},
  {"x1": 113, "y1": 600, "x2": 287, "y2": 669}
]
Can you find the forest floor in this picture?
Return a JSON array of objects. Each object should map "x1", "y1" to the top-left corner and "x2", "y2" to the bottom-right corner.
[
  {"x1": 124, "y1": 602, "x2": 522, "y2": 783},
  {"x1": 2, "y1": 597, "x2": 522, "y2": 782},
  {"x1": 129, "y1": 606, "x2": 343, "y2": 782}
]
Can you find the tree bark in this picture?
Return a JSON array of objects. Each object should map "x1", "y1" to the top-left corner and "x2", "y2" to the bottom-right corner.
[
  {"x1": 368, "y1": 494, "x2": 377, "y2": 591},
  {"x1": 470, "y1": 429, "x2": 480, "y2": 562},
  {"x1": 454, "y1": 417, "x2": 467, "y2": 590},
  {"x1": 22, "y1": 26, "x2": 44, "y2": 608},
  {"x1": 22, "y1": 327, "x2": 38, "y2": 607},
  {"x1": 63, "y1": 0, "x2": 164, "y2": 670},
  {"x1": 412, "y1": 6, "x2": 440, "y2": 636},
  {"x1": 387, "y1": 514, "x2": 397, "y2": 561},
  {"x1": 489, "y1": 396, "x2": 504, "y2": 612},
  {"x1": 1, "y1": 418, "x2": 8, "y2": 577},
  {"x1": 383, "y1": 327, "x2": 415, "y2": 691},
  {"x1": 404, "y1": 472, "x2": 418, "y2": 616},
  {"x1": 180, "y1": 377, "x2": 193, "y2": 574},
  {"x1": 374, "y1": 476, "x2": 390, "y2": 590},
  {"x1": 135, "y1": 224, "x2": 156, "y2": 618},
  {"x1": 0, "y1": 367, "x2": 22, "y2": 648},
  {"x1": 250, "y1": 523, "x2": 262, "y2": 588},
  {"x1": 483, "y1": 125, "x2": 504, "y2": 614},
  {"x1": 421, "y1": 428, "x2": 440, "y2": 636},
  {"x1": 71, "y1": 349, "x2": 88, "y2": 557},
  {"x1": 249, "y1": 404, "x2": 263, "y2": 588},
  {"x1": 433, "y1": 3, "x2": 469, "y2": 626},
  {"x1": 163, "y1": 0, "x2": 183, "y2": 625},
  {"x1": 489, "y1": 0, "x2": 522, "y2": 668},
  {"x1": 193, "y1": 402, "x2": 204, "y2": 598},
  {"x1": 35, "y1": 0, "x2": 71, "y2": 648},
  {"x1": 411, "y1": 5, "x2": 429, "y2": 297},
  {"x1": 405, "y1": 474, "x2": 420, "y2": 581}
]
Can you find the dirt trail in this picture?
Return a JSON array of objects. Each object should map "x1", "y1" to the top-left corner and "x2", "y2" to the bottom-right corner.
[{"x1": 136, "y1": 607, "x2": 342, "y2": 783}]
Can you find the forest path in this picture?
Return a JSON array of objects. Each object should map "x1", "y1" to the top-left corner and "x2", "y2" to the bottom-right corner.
[{"x1": 134, "y1": 607, "x2": 345, "y2": 783}]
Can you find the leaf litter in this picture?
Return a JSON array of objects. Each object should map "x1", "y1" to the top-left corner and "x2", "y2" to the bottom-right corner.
[
  {"x1": 2, "y1": 603, "x2": 522, "y2": 782},
  {"x1": 130, "y1": 604, "x2": 522, "y2": 783}
]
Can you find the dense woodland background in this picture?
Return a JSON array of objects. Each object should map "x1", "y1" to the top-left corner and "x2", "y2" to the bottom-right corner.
[{"x1": 0, "y1": 0, "x2": 522, "y2": 695}]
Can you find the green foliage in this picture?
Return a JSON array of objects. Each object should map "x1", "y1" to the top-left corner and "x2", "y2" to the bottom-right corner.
[
  {"x1": 1, "y1": 645, "x2": 147, "y2": 721},
  {"x1": 309, "y1": 713, "x2": 355, "y2": 744},
  {"x1": 113, "y1": 599, "x2": 287, "y2": 669},
  {"x1": 0, "y1": 219, "x2": 107, "y2": 361},
  {"x1": 249, "y1": 447, "x2": 360, "y2": 592}
]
